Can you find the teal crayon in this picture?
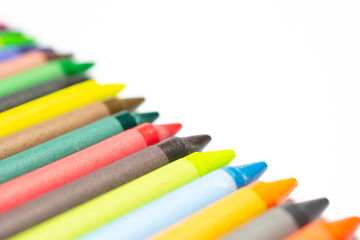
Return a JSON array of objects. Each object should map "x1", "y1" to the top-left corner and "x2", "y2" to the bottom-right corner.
[{"x1": 0, "y1": 111, "x2": 159, "y2": 184}]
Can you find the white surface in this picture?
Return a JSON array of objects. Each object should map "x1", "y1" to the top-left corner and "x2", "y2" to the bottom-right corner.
[{"x1": 1, "y1": 0, "x2": 359, "y2": 234}]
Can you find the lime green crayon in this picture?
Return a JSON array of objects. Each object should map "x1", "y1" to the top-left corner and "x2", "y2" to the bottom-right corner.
[
  {"x1": 0, "y1": 33, "x2": 35, "y2": 48},
  {"x1": 0, "y1": 59, "x2": 93, "y2": 97},
  {"x1": 11, "y1": 150, "x2": 236, "y2": 240}
]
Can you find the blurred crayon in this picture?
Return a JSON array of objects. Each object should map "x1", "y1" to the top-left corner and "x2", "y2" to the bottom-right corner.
[
  {"x1": 152, "y1": 178, "x2": 298, "y2": 240},
  {"x1": 223, "y1": 198, "x2": 329, "y2": 240},
  {"x1": 11, "y1": 150, "x2": 235, "y2": 240},
  {"x1": 0, "y1": 122, "x2": 180, "y2": 214},
  {"x1": 0, "y1": 97, "x2": 144, "y2": 159},
  {"x1": 283, "y1": 217, "x2": 360, "y2": 240},
  {"x1": 0, "y1": 23, "x2": 7, "y2": 30},
  {"x1": 0, "y1": 45, "x2": 37, "y2": 62},
  {"x1": 0, "y1": 74, "x2": 88, "y2": 112},
  {"x1": 0, "y1": 49, "x2": 72, "y2": 78},
  {"x1": 0, "y1": 111, "x2": 159, "y2": 184},
  {"x1": 0, "y1": 33, "x2": 35, "y2": 48},
  {"x1": 0, "y1": 135, "x2": 210, "y2": 239},
  {"x1": 0, "y1": 59, "x2": 93, "y2": 97},
  {"x1": 81, "y1": 162, "x2": 268, "y2": 240},
  {"x1": 0, "y1": 80, "x2": 124, "y2": 137}
]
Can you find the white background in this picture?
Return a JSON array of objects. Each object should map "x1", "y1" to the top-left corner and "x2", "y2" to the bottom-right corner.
[{"x1": 1, "y1": 0, "x2": 359, "y2": 236}]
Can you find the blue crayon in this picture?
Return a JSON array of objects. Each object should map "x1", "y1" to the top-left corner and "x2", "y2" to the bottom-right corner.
[
  {"x1": 0, "y1": 45, "x2": 37, "y2": 62},
  {"x1": 79, "y1": 162, "x2": 268, "y2": 240}
]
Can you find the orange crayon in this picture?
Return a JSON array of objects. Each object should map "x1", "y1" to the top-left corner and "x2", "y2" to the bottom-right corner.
[
  {"x1": 0, "y1": 49, "x2": 71, "y2": 79},
  {"x1": 283, "y1": 217, "x2": 360, "y2": 240},
  {"x1": 152, "y1": 178, "x2": 297, "y2": 240}
]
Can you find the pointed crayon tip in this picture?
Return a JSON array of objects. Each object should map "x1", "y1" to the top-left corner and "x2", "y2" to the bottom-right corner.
[
  {"x1": 100, "y1": 83, "x2": 125, "y2": 96},
  {"x1": 185, "y1": 150, "x2": 236, "y2": 176},
  {"x1": 296, "y1": 198, "x2": 329, "y2": 225},
  {"x1": 155, "y1": 123, "x2": 182, "y2": 140},
  {"x1": 327, "y1": 217, "x2": 360, "y2": 240},
  {"x1": 61, "y1": 60, "x2": 94, "y2": 75},
  {"x1": 120, "y1": 97, "x2": 145, "y2": 111},
  {"x1": 283, "y1": 198, "x2": 329, "y2": 228},
  {"x1": 223, "y1": 162, "x2": 268, "y2": 188},
  {"x1": 132, "y1": 112, "x2": 159, "y2": 124},
  {"x1": 180, "y1": 135, "x2": 211, "y2": 153},
  {"x1": 251, "y1": 178, "x2": 298, "y2": 208}
]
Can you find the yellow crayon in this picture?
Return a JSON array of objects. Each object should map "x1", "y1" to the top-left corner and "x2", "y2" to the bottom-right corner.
[
  {"x1": 0, "y1": 80, "x2": 124, "y2": 138},
  {"x1": 152, "y1": 178, "x2": 298, "y2": 240}
]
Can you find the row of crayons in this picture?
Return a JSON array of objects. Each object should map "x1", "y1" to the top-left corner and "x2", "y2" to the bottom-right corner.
[{"x1": 0, "y1": 23, "x2": 359, "y2": 240}]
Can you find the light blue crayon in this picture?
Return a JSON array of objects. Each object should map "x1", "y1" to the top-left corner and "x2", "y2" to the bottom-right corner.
[{"x1": 79, "y1": 162, "x2": 268, "y2": 240}]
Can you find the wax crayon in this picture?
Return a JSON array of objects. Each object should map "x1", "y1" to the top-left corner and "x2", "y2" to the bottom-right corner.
[
  {"x1": 0, "y1": 74, "x2": 88, "y2": 112},
  {"x1": 0, "y1": 49, "x2": 72, "y2": 78},
  {"x1": 283, "y1": 217, "x2": 360, "y2": 240},
  {"x1": 0, "y1": 33, "x2": 35, "y2": 47},
  {"x1": 0, "y1": 23, "x2": 6, "y2": 30},
  {"x1": 0, "y1": 80, "x2": 124, "y2": 137},
  {"x1": 0, "y1": 45, "x2": 36, "y2": 62},
  {"x1": 11, "y1": 150, "x2": 235, "y2": 240},
  {"x1": 81, "y1": 162, "x2": 267, "y2": 240},
  {"x1": 0, "y1": 97, "x2": 144, "y2": 159},
  {"x1": 0, "y1": 122, "x2": 180, "y2": 214},
  {"x1": 222, "y1": 198, "x2": 329, "y2": 240},
  {"x1": 152, "y1": 178, "x2": 298, "y2": 240},
  {"x1": 0, "y1": 135, "x2": 210, "y2": 239},
  {"x1": 0, "y1": 111, "x2": 159, "y2": 184},
  {"x1": 0, "y1": 59, "x2": 93, "y2": 97}
]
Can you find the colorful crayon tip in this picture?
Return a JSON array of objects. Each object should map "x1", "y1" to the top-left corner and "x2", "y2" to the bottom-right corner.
[
  {"x1": 295, "y1": 198, "x2": 329, "y2": 225},
  {"x1": 185, "y1": 150, "x2": 236, "y2": 176},
  {"x1": 119, "y1": 97, "x2": 145, "y2": 111},
  {"x1": 155, "y1": 123, "x2": 182, "y2": 140},
  {"x1": 327, "y1": 217, "x2": 360, "y2": 240},
  {"x1": 60, "y1": 60, "x2": 94, "y2": 75},
  {"x1": 181, "y1": 135, "x2": 211, "y2": 153},
  {"x1": 223, "y1": 162, "x2": 268, "y2": 187},
  {"x1": 251, "y1": 178, "x2": 298, "y2": 207},
  {"x1": 43, "y1": 50, "x2": 73, "y2": 60},
  {"x1": 132, "y1": 112, "x2": 160, "y2": 124},
  {"x1": 100, "y1": 83, "x2": 125, "y2": 96}
]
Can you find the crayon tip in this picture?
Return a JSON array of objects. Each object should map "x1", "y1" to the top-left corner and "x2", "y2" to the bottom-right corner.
[
  {"x1": 155, "y1": 123, "x2": 182, "y2": 140},
  {"x1": 181, "y1": 135, "x2": 211, "y2": 153},
  {"x1": 60, "y1": 60, "x2": 94, "y2": 75},
  {"x1": 100, "y1": 83, "x2": 125, "y2": 96},
  {"x1": 119, "y1": 97, "x2": 145, "y2": 111},
  {"x1": 284, "y1": 198, "x2": 329, "y2": 227},
  {"x1": 185, "y1": 150, "x2": 236, "y2": 176},
  {"x1": 132, "y1": 112, "x2": 160, "y2": 124},
  {"x1": 223, "y1": 162, "x2": 268, "y2": 188},
  {"x1": 43, "y1": 49, "x2": 73, "y2": 60},
  {"x1": 327, "y1": 217, "x2": 360, "y2": 240},
  {"x1": 251, "y1": 178, "x2": 298, "y2": 207}
]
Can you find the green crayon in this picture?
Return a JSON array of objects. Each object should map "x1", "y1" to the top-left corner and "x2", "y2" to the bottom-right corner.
[
  {"x1": 11, "y1": 150, "x2": 235, "y2": 240},
  {"x1": 0, "y1": 111, "x2": 159, "y2": 183},
  {"x1": 0, "y1": 59, "x2": 93, "y2": 97},
  {"x1": 0, "y1": 33, "x2": 35, "y2": 48}
]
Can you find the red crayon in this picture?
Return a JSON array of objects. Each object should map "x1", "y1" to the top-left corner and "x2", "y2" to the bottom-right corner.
[
  {"x1": 0, "y1": 24, "x2": 7, "y2": 30},
  {"x1": 0, "y1": 123, "x2": 181, "y2": 214}
]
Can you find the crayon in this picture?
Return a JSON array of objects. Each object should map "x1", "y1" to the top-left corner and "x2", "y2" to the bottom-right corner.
[
  {"x1": 11, "y1": 150, "x2": 235, "y2": 240},
  {"x1": 0, "y1": 74, "x2": 88, "y2": 112},
  {"x1": 81, "y1": 162, "x2": 268, "y2": 240},
  {"x1": 0, "y1": 97, "x2": 144, "y2": 159},
  {"x1": 0, "y1": 23, "x2": 6, "y2": 30},
  {"x1": 0, "y1": 80, "x2": 124, "y2": 137},
  {"x1": 152, "y1": 178, "x2": 298, "y2": 240},
  {"x1": 0, "y1": 122, "x2": 180, "y2": 214},
  {"x1": 0, "y1": 110, "x2": 159, "y2": 184},
  {"x1": 0, "y1": 135, "x2": 210, "y2": 239},
  {"x1": 0, "y1": 59, "x2": 93, "y2": 97},
  {"x1": 0, "y1": 45, "x2": 36, "y2": 62},
  {"x1": 0, "y1": 33, "x2": 35, "y2": 48},
  {"x1": 283, "y1": 217, "x2": 360, "y2": 240},
  {"x1": 222, "y1": 198, "x2": 329, "y2": 240},
  {"x1": 0, "y1": 49, "x2": 72, "y2": 78}
]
